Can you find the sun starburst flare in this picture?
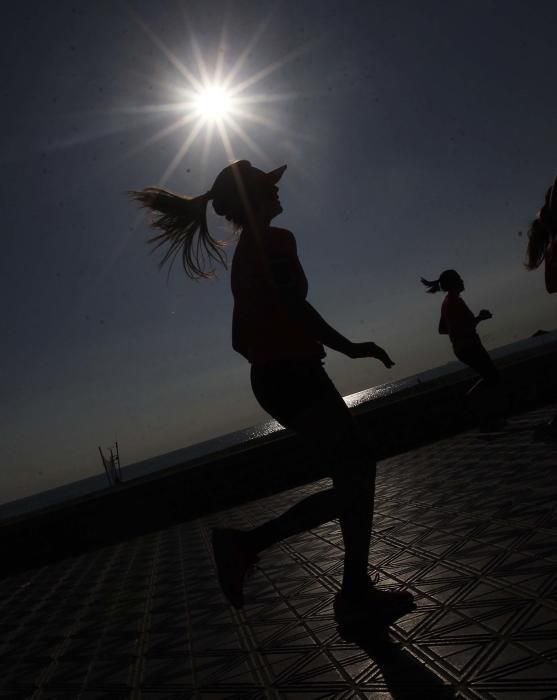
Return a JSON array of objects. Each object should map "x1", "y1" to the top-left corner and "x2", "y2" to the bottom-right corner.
[{"x1": 121, "y1": 9, "x2": 317, "y2": 185}]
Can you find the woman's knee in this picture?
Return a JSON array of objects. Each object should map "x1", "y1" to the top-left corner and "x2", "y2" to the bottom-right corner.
[
  {"x1": 332, "y1": 464, "x2": 375, "y2": 514},
  {"x1": 330, "y1": 425, "x2": 376, "y2": 481}
]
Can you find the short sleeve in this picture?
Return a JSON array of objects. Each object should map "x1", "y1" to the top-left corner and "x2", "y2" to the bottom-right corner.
[{"x1": 444, "y1": 297, "x2": 476, "y2": 337}]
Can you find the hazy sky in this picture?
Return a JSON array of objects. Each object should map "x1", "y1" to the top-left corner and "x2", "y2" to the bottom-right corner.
[{"x1": 2, "y1": 0, "x2": 557, "y2": 504}]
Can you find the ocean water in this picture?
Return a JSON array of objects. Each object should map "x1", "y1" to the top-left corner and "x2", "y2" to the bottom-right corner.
[{"x1": 2, "y1": 330, "x2": 556, "y2": 522}]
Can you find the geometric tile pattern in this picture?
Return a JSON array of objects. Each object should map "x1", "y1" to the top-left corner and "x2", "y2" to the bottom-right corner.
[{"x1": 1, "y1": 403, "x2": 556, "y2": 699}]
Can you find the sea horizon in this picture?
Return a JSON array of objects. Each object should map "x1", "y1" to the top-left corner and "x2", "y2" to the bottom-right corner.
[{"x1": 2, "y1": 328, "x2": 556, "y2": 523}]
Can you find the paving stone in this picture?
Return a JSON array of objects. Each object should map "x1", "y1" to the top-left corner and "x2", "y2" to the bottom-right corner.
[{"x1": 1, "y1": 403, "x2": 556, "y2": 699}]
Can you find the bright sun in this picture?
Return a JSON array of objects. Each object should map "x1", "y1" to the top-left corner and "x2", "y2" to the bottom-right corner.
[
  {"x1": 124, "y1": 11, "x2": 310, "y2": 184},
  {"x1": 194, "y1": 85, "x2": 233, "y2": 120}
]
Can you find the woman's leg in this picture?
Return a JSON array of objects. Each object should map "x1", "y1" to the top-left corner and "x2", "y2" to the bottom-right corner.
[
  {"x1": 454, "y1": 342, "x2": 504, "y2": 428},
  {"x1": 213, "y1": 361, "x2": 376, "y2": 605},
  {"x1": 245, "y1": 407, "x2": 376, "y2": 597},
  {"x1": 454, "y1": 341, "x2": 500, "y2": 390},
  {"x1": 247, "y1": 362, "x2": 376, "y2": 595}
]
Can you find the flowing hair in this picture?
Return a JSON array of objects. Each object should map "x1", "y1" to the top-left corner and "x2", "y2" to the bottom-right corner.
[
  {"x1": 420, "y1": 277, "x2": 441, "y2": 293},
  {"x1": 526, "y1": 184, "x2": 556, "y2": 270},
  {"x1": 129, "y1": 186, "x2": 227, "y2": 279},
  {"x1": 421, "y1": 269, "x2": 459, "y2": 293},
  {"x1": 525, "y1": 217, "x2": 551, "y2": 270}
]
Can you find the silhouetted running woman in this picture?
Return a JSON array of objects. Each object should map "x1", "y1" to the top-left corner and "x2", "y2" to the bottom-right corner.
[
  {"x1": 525, "y1": 175, "x2": 557, "y2": 439},
  {"x1": 421, "y1": 270, "x2": 502, "y2": 428},
  {"x1": 131, "y1": 160, "x2": 414, "y2": 627}
]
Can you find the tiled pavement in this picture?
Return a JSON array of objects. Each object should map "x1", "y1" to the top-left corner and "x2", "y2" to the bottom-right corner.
[{"x1": 1, "y1": 403, "x2": 557, "y2": 699}]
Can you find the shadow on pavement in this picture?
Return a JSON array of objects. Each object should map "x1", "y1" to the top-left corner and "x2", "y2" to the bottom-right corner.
[{"x1": 337, "y1": 624, "x2": 456, "y2": 700}]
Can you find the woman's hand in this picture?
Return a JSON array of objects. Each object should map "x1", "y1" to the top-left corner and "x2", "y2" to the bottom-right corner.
[
  {"x1": 349, "y1": 342, "x2": 395, "y2": 368},
  {"x1": 476, "y1": 309, "x2": 492, "y2": 322}
]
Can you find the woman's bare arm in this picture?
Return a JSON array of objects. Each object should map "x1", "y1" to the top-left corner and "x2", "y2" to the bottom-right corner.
[
  {"x1": 269, "y1": 231, "x2": 394, "y2": 367},
  {"x1": 282, "y1": 299, "x2": 394, "y2": 367}
]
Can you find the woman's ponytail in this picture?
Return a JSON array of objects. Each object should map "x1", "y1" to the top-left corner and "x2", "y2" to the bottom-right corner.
[
  {"x1": 525, "y1": 217, "x2": 550, "y2": 270},
  {"x1": 421, "y1": 277, "x2": 441, "y2": 293},
  {"x1": 129, "y1": 187, "x2": 227, "y2": 279}
]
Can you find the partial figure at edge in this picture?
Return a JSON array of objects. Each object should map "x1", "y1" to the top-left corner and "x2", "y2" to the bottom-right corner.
[
  {"x1": 525, "y1": 174, "x2": 557, "y2": 440},
  {"x1": 130, "y1": 160, "x2": 415, "y2": 629}
]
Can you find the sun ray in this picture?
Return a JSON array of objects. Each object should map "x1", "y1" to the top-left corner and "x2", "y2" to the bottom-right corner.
[
  {"x1": 229, "y1": 106, "x2": 313, "y2": 143},
  {"x1": 44, "y1": 117, "x2": 157, "y2": 153},
  {"x1": 214, "y1": 21, "x2": 228, "y2": 86},
  {"x1": 189, "y1": 28, "x2": 214, "y2": 89},
  {"x1": 231, "y1": 91, "x2": 301, "y2": 106},
  {"x1": 128, "y1": 7, "x2": 204, "y2": 93},
  {"x1": 115, "y1": 66, "x2": 201, "y2": 106},
  {"x1": 230, "y1": 42, "x2": 316, "y2": 96},
  {"x1": 224, "y1": 117, "x2": 269, "y2": 163},
  {"x1": 199, "y1": 119, "x2": 217, "y2": 186},
  {"x1": 178, "y1": 2, "x2": 221, "y2": 88},
  {"x1": 106, "y1": 101, "x2": 194, "y2": 116},
  {"x1": 220, "y1": 10, "x2": 276, "y2": 92},
  {"x1": 160, "y1": 118, "x2": 206, "y2": 185},
  {"x1": 121, "y1": 112, "x2": 199, "y2": 164},
  {"x1": 215, "y1": 118, "x2": 237, "y2": 163}
]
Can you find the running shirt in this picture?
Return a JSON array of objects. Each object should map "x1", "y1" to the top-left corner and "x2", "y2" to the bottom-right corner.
[
  {"x1": 439, "y1": 293, "x2": 478, "y2": 345},
  {"x1": 230, "y1": 227, "x2": 325, "y2": 365}
]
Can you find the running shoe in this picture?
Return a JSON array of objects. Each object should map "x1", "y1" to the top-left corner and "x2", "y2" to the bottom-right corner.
[{"x1": 334, "y1": 577, "x2": 416, "y2": 628}]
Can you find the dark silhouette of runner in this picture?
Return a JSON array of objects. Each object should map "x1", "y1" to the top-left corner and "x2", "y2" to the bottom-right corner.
[
  {"x1": 421, "y1": 270, "x2": 502, "y2": 429},
  {"x1": 131, "y1": 160, "x2": 415, "y2": 628},
  {"x1": 525, "y1": 175, "x2": 557, "y2": 440}
]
